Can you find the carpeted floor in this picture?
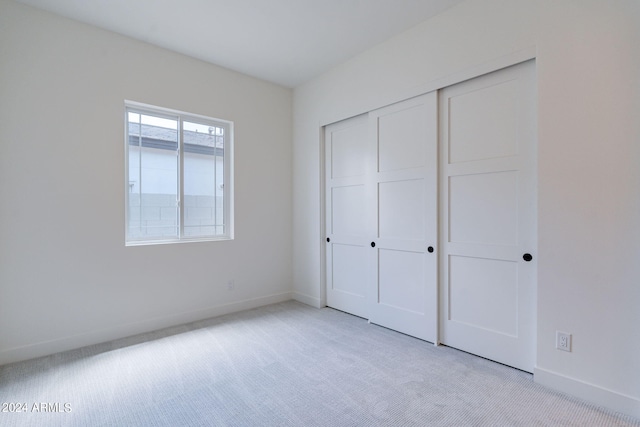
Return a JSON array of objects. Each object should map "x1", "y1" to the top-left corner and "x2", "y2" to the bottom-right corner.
[{"x1": 0, "y1": 301, "x2": 638, "y2": 426}]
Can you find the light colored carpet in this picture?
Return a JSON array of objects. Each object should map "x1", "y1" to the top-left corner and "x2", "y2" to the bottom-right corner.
[{"x1": 0, "y1": 301, "x2": 638, "y2": 426}]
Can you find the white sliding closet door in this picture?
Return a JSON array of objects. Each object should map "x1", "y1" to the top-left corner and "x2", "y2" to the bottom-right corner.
[
  {"x1": 368, "y1": 93, "x2": 438, "y2": 342},
  {"x1": 439, "y1": 60, "x2": 537, "y2": 372},
  {"x1": 325, "y1": 114, "x2": 369, "y2": 318}
]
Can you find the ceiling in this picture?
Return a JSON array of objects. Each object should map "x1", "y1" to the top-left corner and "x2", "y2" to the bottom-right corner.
[{"x1": 15, "y1": 0, "x2": 466, "y2": 88}]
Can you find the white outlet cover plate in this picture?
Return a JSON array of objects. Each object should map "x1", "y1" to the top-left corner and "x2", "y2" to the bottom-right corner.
[{"x1": 556, "y1": 331, "x2": 572, "y2": 352}]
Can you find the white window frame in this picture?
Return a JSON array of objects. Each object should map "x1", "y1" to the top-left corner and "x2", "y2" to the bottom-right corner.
[{"x1": 124, "y1": 100, "x2": 234, "y2": 246}]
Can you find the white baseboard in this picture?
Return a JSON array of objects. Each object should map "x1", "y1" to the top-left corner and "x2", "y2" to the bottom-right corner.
[
  {"x1": 535, "y1": 367, "x2": 640, "y2": 420},
  {"x1": 0, "y1": 292, "x2": 293, "y2": 366},
  {"x1": 292, "y1": 292, "x2": 322, "y2": 308}
]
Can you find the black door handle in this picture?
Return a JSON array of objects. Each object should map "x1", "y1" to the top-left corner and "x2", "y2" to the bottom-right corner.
[
  {"x1": 326, "y1": 238, "x2": 330, "y2": 243},
  {"x1": 371, "y1": 242, "x2": 376, "y2": 248},
  {"x1": 427, "y1": 246, "x2": 434, "y2": 253},
  {"x1": 523, "y1": 253, "x2": 533, "y2": 262}
]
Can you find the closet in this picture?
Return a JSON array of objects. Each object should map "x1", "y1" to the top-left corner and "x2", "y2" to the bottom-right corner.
[{"x1": 325, "y1": 60, "x2": 536, "y2": 372}]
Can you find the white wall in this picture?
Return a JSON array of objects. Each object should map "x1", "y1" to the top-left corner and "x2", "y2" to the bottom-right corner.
[
  {"x1": 293, "y1": 0, "x2": 640, "y2": 418},
  {"x1": 0, "y1": 0, "x2": 292, "y2": 363}
]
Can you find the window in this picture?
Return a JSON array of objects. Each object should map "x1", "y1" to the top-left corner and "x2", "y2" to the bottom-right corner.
[{"x1": 125, "y1": 101, "x2": 233, "y2": 245}]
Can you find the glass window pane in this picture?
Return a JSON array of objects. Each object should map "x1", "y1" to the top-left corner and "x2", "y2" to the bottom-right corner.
[
  {"x1": 183, "y1": 120, "x2": 224, "y2": 237},
  {"x1": 127, "y1": 112, "x2": 179, "y2": 239}
]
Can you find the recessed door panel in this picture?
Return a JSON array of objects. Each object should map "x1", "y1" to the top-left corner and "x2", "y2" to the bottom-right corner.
[
  {"x1": 448, "y1": 80, "x2": 518, "y2": 164},
  {"x1": 332, "y1": 244, "x2": 367, "y2": 297},
  {"x1": 449, "y1": 255, "x2": 518, "y2": 336},
  {"x1": 331, "y1": 123, "x2": 368, "y2": 179},
  {"x1": 449, "y1": 171, "x2": 518, "y2": 245},
  {"x1": 379, "y1": 179, "x2": 425, "y2": 241},
  {"x1": 379, "y1": 249, "x2": 425, "y2": 314},
  {"x1": 378, "y1": 104, "x2": 427, "y2": 172},
  {"x1": 331, "y1": 185, "x2": 366, "y2": 236}
]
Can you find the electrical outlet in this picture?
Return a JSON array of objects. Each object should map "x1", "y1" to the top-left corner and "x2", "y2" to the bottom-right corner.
[
  {"x1": 556, "y1": 331, "x2": 571, "y2": 352},
  {"x1": 227, "y1": 279, "x2": 235, "y2": 291}
]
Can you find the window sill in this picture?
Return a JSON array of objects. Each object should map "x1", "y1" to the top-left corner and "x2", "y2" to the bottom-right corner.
[{"x1": 125, "y1": 236, "x2": 233, "y2": 247}]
